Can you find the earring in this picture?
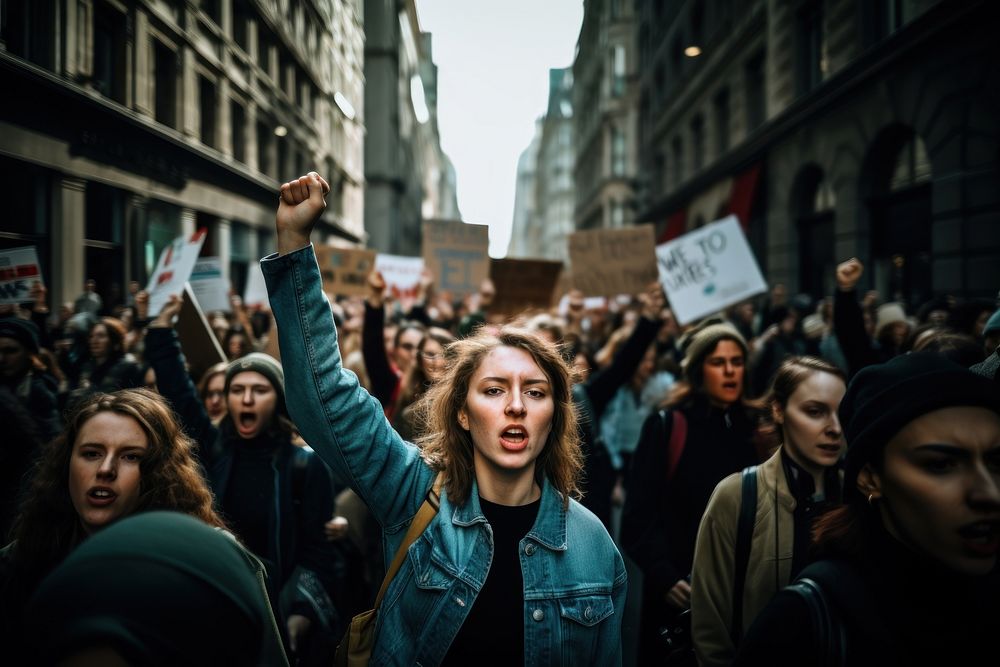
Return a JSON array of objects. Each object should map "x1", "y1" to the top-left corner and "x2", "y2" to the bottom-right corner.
[{"x1": 867, "y1": 493, "x2": 877, "y2": 506}]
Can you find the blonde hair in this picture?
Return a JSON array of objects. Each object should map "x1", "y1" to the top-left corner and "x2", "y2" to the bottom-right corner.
[{"x1": 414, "y1": 325, "x2": 582, "y2": 506}]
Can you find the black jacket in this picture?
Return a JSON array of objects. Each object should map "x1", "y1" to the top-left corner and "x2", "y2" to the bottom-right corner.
[
  {"x1": 145, "y1": 328, "x2": 339, "y2": 632},
  {"x1": 734, "y1": 521, "x2": 1000, "y2": 666}
]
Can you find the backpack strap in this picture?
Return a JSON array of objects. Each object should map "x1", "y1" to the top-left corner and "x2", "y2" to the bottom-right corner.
[
  {"x1": 730, "y1": 465, "x2": 758, "y2": 645},
  {"x1": 785, "y1": 576, "x2": 845, "y2": 667},
  {"x1": 663, "y1": 409, "x2": 688, "y2": 482}
]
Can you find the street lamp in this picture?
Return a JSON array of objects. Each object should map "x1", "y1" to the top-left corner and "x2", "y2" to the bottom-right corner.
[
  {"x1": 274, "y1": 125, "x2": 288, "y2": 137},
  {"x1": 684, "y1": 45, "x2": 702, "y2": 57}
]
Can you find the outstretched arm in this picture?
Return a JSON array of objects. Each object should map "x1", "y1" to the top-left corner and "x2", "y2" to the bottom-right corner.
[{"x1": 265, "y1": 173, "x2": 433, "y2": 526}]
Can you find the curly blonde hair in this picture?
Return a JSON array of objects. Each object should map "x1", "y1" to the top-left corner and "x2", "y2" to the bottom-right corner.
[{"x1": 414, "y1": 325, "x2": 582, "y2": 507}]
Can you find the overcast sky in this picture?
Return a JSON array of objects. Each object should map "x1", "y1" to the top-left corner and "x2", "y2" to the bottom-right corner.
[{"x1": 416, "y1": 0, "x2": 584, "y2": 257}]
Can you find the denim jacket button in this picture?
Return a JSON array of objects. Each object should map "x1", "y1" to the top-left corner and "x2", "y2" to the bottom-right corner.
[
  {"x1": 532, "y1": 608, "x2": 544, "y2": 622},
  {"x1": 584, "y1": 606, "x2": 593, "y2": 621},
  {"x1": 524, "y1": 543, "x2": 536, "y2": 556}
]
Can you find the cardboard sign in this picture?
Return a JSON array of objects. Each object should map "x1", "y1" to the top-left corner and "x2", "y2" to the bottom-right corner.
[
  {"x1": 315, "y1": 246, "x2": 376, "y2": 297},
  {"x1": 243, "y1": 261, "x2": 269, "y2": 309},
  {"x1": 568, "y1": 225, "x2": 659, "y2": 297},
  {"x1": 488, "y1": 258, "x2": 563, "y2": 316},
  {"x1": 189, "y1": 257, "x2": 231, "y2": 313},
  {"x1": 146, "y1": 229, "x2": 207, "y2": 316},
  {"x1": 375, "y1": 254, "x2": 424, "y2": 300},
  {"x1": 0, "y1": 246, "x2": 43, "y2": 304},
  {"x1": 422, "y1": 220, "x2": 490, "y2": 297},
  {"x1": 656, "y1": 215, "x2": 767, "y2": 325},
  {"x1": 176, "y1": 282, "x2": 227, "y2": 383}
]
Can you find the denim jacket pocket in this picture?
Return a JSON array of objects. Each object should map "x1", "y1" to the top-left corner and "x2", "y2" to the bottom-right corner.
[
  {"x1": 408, "y1": 534, "x2": 456, "y2": 591},
  {"x1": 557, "y1": 593, "x2": 615, "y2": 627}
]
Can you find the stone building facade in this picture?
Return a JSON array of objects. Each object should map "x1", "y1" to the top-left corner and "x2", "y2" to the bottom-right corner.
[
  {"x1": 0, "y1": 0, "x2": 366, "y2": 310},
  {"x1": 634, "y1": 0, "x2": 999, "y2": 304}
]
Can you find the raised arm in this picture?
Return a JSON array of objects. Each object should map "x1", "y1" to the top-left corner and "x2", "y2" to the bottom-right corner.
[
  {"x1": 144, "y1": 294, "x2": 218, "y2": 449},
  {"x1": 264, "y1": 172, "x2": 432, "y2": 526}
]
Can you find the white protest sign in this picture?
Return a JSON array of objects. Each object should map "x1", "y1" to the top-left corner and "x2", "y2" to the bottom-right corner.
[
  {"x1": 146, "y1": 229, "x2": 208, "y2": 316},
  {"x1": 375, "y1": 254, "x2": 424, "y2": 300},
  {"x1": 243, "y1": 261, "x2": 269, "y2": 308},
  {"x1": 189, "y1": 257, "x2": 231, "y2": 313},
  {"x1": 656, "y1": 215, "x2": 767, "y2": 325},
  {"x1": 0, "y1": 246, "x2": 44, "y2": 304}
]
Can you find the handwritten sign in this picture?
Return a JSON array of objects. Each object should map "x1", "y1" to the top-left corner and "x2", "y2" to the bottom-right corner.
[
  {"x1": 422, "y1": 220, "x2": 490, "y2": 297},
  {"x1": 315, "y1": 246, "x2": 376, "y2": 297},
  {"x1": 489, "y1": 258, "x2": 564, "y2": 316},
  {"x1": 375, "y1": 254, "x2": 424, "y2": 300},
  {"x1": 189, "y1": 257, "x2": 230, "y2": 313},
  {"x1": 656, "y1": 215, "x2": 767, "y2": 325},
  {"x1": 0, "y1": 246, "x2": 43, "y2": 304},
  {"x1": 567, "y1": 225, "x2": 659, "y2": 297},
  {"x1": 146, "y1": 229, "x2": 207, "y2": 316}
]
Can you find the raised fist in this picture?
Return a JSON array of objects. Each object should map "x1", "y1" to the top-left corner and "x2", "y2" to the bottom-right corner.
[
  {"x1": 276, "y1": 172, "x2": 330, "y2": 254},
  {"x1": 836, "y1": 258, "x2": 864, "y2": 292}
]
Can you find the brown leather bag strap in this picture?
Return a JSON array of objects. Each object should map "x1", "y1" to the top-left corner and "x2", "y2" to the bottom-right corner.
[{"x1": 372, "y1": 472, "x2": 444, "y2": 610}]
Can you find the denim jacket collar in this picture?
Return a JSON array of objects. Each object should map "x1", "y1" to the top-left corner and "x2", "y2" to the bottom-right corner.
[{"x1": 450, "y1": 476, "x2": 568, "y2": 552}]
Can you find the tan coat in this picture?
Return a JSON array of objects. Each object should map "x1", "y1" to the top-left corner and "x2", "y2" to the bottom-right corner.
[{"x1": 690, "y1": 449, "x2": 795, "y2": 667}]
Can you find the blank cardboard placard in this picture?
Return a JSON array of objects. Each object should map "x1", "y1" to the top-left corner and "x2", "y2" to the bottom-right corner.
[
  {"x1": 568, "y1": 225, "x2": 658, "y2": 297},
  {"x1": 315, "y1": 246, "x2": 377, "y2": 298},
  {"x1": 176, "y1": 282, "x2": 227, "y2": 383},
  {"x1": 422, "y1": 220, "x2": 490, "y2": 297},
  {"x1": 488, "y1": 258, "x2": 564, "y2": 316}
]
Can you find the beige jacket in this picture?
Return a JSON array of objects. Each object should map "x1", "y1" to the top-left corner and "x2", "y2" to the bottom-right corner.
[{"x1": 690, "y1": 448, "x2": 795, "y2": 667}]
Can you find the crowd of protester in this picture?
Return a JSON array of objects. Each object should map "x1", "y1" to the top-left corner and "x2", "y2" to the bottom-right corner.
[{"x1": 0, "y1": 171, "x2": 998, "y2": 665}]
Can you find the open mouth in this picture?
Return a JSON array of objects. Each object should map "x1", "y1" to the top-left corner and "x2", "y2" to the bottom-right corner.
[
  {"x1": 500, "y1": 426, "x2": 528, "y2": 450},
  {"x1": 958, "y1": 521, "x2": 1000, "y2": 556},
  {"x1": 87, "y1": 488, "x2": 117, "y2": 506},
  {"x1": 817, "y1": 444, "x2": 841, "y2": 455},
  {"x1": 237, "y1": 412, "x2": 259, "y2": 433}
]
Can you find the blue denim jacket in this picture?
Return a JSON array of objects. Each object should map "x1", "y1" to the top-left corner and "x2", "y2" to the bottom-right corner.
[{"x1": 262, "y1": 246, "x2": 626, "y2": 666}]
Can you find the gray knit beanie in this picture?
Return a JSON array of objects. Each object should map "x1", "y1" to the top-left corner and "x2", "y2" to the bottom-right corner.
[
  {"x1": 225, "y1": 353, "x2": 286, "y2": 415},
  {"x1": 679, "y1": 321, "x2": 749, "y2": 384}
]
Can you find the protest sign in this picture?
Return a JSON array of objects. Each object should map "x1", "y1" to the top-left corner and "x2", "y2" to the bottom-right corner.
[
  {"x1": 243, "y1": 261, "x2": 268, "y2": 308},
  {"x1": 422, "y1": 220, "x2": 490, "y2": 297},
  {"x1": 375, "y1": 254, "x2": 424, "y2": 300},
  {"x1": 189, "y1": 257, "x2": 231, "y2": 313},
  {"x1": 488, "y1": 258, "x2": 563, "y2": 316},
  {"x1": 567, "y1": 225, "x2": 659, "y2": 298},
  {"x1": 656, "y1": 215, "x2": 767, "y2": 325},
  {"x1": 146, "y1": 229, "x2": 207, "y2": 316},
  {"x1": 315, "y1": 246, "x2": 376, "y2": 297},
  {"x1": 176, "y1": 282, "x2": 227, "y2": 382},
  {"x1": 0, "y1": 246, "x2": 43, "y2": 304}
]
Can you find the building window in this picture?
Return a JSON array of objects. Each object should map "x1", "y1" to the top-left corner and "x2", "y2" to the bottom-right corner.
[
  {"x1": 258, "y1": 28, "x2": 273, "y2": 78},
  {"x1": 257, "y1": 119, "x2": 273, "y2": 177},
  {"x1": 610, "y1": 44, "x2": 626, "y2": 97},
  {"x1": 672, "y1": 136, "x2": 684, "y2": 187},
  {"x1": 745, "y1": 50, "x2": 765, "y2": 131},
  {"x1": 611, "y1": 126, "x2": 627, "y2": 177},
  {"x1": 3, "y1": 0, "x2": 56, "y2": 69},
  {"x1": 85, "y1": 182, "x2": 126, "y2": 310},
  {"x1": 201, "y1": 0, "x2": 221, "y2": 24},
  {"x1": 713, "y1": 88, "x2": 730, "y2": 154},
  {"x1": 690, "y1": 115, "x2": 704, "y2": 173},
  {"x1": 153, "y1": 40, "x2": 177, "y2": 128},
  {"x1": 230, "y1": 222, "x2": 251, "y2": 299},
  {"x1": 863, "y1": 0, "x2": 907, "y2": 46},
  {"x1": 232, "y1": 0, "x2": 250, "y2": 50},
  {"x1": 610, "y1": 200, "x2": 625, "y2": 227},
  {"x1": 231, "y1": 99, "x2": 246, "y2": 163},
  {"x1": 93, "y1": 1, "x2": 127, "y2": 104},
  {"x1": 795, "y1": 0, "x2": 823, "y2": 96},
  {"x1": 199, "y1": 76, "x2": 217, "y2": 148}
]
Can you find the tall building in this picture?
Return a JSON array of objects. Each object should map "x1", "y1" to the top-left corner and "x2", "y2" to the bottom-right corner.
[
  {"x1": 634, "y1": 0, "x2": 999, "y2": 303},
  {"x1": 507, "y1": 120, "x2": 543, "y2": 258},
  {"x1": 573, "y1": 0, "x2": 639, "y2": 232},
  {"x1": 0, "y1": 0, "x2": 365, "y2": 310},
  {"x1": 364, "y1": 0, "x2": 458, "y2": 256},
  {"x1": 533, "y1": 68, "x2": 576, "y2": 262}
]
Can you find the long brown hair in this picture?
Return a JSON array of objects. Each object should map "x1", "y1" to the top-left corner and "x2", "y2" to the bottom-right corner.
[
  {"x1": 759, "y1": 356, "x2": 846, "y2": 445},
  {"x1": 414, "y1": 325, "x2": 583, "y2": 507},
  {"x1": 8, "y1": 389, "x2": 226, "y2": 589},
  {"x1": 396, "y1": 327, "x2": 456, "y2": 413}
]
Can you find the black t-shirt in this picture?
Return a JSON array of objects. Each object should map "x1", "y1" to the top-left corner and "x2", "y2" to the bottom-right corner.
[
  {"x1": 222, "y1": 438, "x2": 277, "y2": 568},
  {"x1": 442, "y1": 495, "x2": 540, "y2": 665}
]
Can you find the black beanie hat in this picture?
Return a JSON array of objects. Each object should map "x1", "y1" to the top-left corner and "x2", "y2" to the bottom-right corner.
[
  {"x1": 840, "y1": 352, "x2": 1000, "y2": 501},
  {"x1": 0, "y1": 317, "x2": 40, "y2": 353}
]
